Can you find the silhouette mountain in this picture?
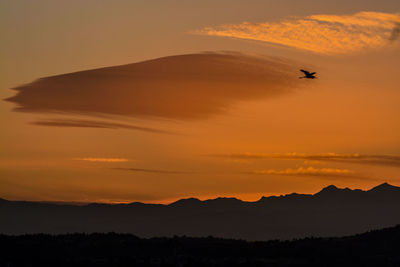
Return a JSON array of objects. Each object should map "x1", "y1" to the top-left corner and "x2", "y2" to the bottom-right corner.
[
  {"x1": 1, "y1": 183, "x2": 400, "y2": 240},
  {"x1": 369, "y1": 182, "x2": 400, "y2": 193},
  {"x1": 169, "y1": 197, "x2": 203, "y2": 207}
]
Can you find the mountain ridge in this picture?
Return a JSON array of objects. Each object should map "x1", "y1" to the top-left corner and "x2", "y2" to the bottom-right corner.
[
  {"x1": 2, "y1": 182, "x2": 400, "y2": 240},
  {"x1": 2, "y1": 182, "x2": 398, "y2": 207}
]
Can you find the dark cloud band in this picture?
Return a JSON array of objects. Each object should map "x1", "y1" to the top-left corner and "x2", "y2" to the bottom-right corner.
[
  {"x1": 32, "y1": 119, "x2": 173, "y2": 134},
  {"x1": 212, "y1": 153, "x2": 400, "y2": 168},
  {"x1": 111, "y1": 167, "x2": 192, "y2": 174}
]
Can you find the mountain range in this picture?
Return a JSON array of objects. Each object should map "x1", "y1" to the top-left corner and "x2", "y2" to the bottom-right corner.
[{"x1": 1, "y1": 183, "x2": 400, "y2": 240}]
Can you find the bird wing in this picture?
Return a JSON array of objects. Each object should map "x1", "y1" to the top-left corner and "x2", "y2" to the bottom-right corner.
[
  {"x1": 300, "y1": 69, "x2": 310, "y2": 75},
  {"x1": 310, "y1": 72, "x2": 316, "y2": 76}
]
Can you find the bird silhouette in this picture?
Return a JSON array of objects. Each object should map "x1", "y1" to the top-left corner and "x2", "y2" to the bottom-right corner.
[{"x1": 299, "y1": 69, "x2": 317, "y2": 79}]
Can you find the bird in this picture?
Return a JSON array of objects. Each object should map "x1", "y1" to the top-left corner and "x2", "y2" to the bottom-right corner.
[{"x1": 299, "y1": 69, "x2": 317, "y2": 79}]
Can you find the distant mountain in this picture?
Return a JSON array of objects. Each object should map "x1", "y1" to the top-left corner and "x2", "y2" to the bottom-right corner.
[
  {"x1": 2, "y1": 225, "x2": 400, "y2": 266},
  {"x1": 1, "y1": 183, "x2": 400, "y2": 240}
]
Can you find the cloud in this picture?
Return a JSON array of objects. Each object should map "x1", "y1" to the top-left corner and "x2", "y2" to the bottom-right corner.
[
  {"x1": 249, "y1": 166, "x2": 379, "y2": 181},
  {"x1": 252, "y1": 167, "x2": 353, "y2": 176},
  {"x1": 213, "y1": 153, "x2": 400, "y2": 168},
  {"x1": 213, "y1": 152, "x2": 364, "y2": 159},
  {"x1": 196, "y1": 12, "x2": 400, "y2": 54},
  {"x1": 32, "y1": 119, "x2": 173, "y2": 134},
  {"x1": 111, "y1": 167, "x2": 190, "y2": 174},
  {"x1": 75, "y1": 158, "x2": 129, "y2": 163},
  {"x1": 5, "y1": 52, "x2": 299, "y2": 121},
  {"x1": 390, "y1": 22, "x2": 400, "y2": 41}
]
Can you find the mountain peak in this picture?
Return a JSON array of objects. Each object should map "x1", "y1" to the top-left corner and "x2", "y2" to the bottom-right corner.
[
  {"x1": 324, "y1": 185, "x2": 339, "y2": 191},
  {"x1": 315, "y1": 185, "x2": 357, "y2": 197},
  {"x1": 169, "y1": 197, "x2": 202, "y2": 207},
  {"x1": 369, "y1": 182, "x2": 400, "y2": 193},
  {"x1": 317, "y1": 185, "x2": 339, "y2": 194},
  {"x1": 205, "y1": 197, "x2": 242, "y2": 203}
]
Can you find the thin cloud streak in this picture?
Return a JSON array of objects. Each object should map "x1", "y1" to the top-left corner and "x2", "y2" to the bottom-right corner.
[
  {"x1": 248, "y1": 166, "x2": 379, "y2": 181},
  {"x1": 213, "y1": 153, "x2": 400, "y2": 168},
  {"x1": 75, "y1": 158, "x2": 129, "y2": 163},
  {"x1": 32, "y1": 119, "x2": 174, "y2": 134},
  {"x1": 111, "y1": 167, "x2": 192, "y2": 174},
  {"x1": 196, "y1": 12, "x2": 400, "y2": 54},
  {"x1": 390, "y1": 22, "x2": 400, "y2": 41},
  {"x1": 252, "y1": 167, "x2": 353, "y2": 176}
]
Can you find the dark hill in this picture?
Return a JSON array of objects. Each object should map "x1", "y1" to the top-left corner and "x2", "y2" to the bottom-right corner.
[
  {"x1": 1, "y1": 183, "x2": 400, "y2": 240},
  {"x1": 1, "y1": 225, "x2": 400, "y2": 266}
]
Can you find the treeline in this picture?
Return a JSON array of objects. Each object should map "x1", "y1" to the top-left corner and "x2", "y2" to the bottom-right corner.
[{"x1": 1, "y1": 225, "x2": 400, "y2": 267}]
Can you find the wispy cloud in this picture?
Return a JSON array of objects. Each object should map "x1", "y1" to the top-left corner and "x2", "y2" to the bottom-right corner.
[
  {"x1": 112, "y1": 167, "x2": 191, "y2": 174},
  {"x1": 390, "y1": 22, "x2": 400, "y2": 41},
  {"x1": 75, "y1": 158, "x2": 129, "y2": 163},
  {"x1": 196, "y1": 12, "x2": 400, "y2": 54},
  {"x1": 248, "y1": 166, "x2": 379, "y2": 181},
  {"x1": 32, "y1": 119, "x2": 173, "y2": 134},
  {"x1": 252, "y1": 167, "x2": 353, "y2": 176},
  {"x1": 213, "y1": 153, "x2": 400, "y2": 168}
]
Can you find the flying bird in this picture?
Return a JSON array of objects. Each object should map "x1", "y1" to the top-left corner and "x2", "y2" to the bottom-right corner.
[{"x1": 299, "y1": 69, "x2": 317, "y2": 79}]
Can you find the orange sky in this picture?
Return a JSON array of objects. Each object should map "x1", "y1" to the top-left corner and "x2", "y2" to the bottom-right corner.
[{"x1": 1, "y1": 0, "x2": 400, "y2": 203}]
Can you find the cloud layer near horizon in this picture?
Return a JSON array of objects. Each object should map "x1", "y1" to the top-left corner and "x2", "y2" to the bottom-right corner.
[
  {"x1": 6, "y1": 52, "x2": 299, "y2": 121},
  {"x1": 74, "y1": 158, "x2": 129, "y2": 163},
  {"x1": 249, "y1": 167, "x2": 382, "y2": 181},
  {"x1": 252, "y1": 167, "x2": 354, "y2": 177},
  {"x1": 214, "y1": 153, "x2": 400, "y2": 168},
  {"x1": 197, "y1": 12, "x2": 400, "y2": 54},
  {"x1": 112, "y1": 167, "x2": 191, "y2": 174}
]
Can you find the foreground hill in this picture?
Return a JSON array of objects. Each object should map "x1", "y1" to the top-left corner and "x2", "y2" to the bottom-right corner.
[
  {"x1": 1, "y1": 225, "x2": 400, "y2": 266},
  {"x1": 1, "y1": 183, "x2": 400, "y2": 240}
]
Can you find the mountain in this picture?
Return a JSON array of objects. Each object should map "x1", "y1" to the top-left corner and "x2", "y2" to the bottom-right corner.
[
  {"x1": 1, "y1": 183, "x2": 400, "y2": 240},
  {"x1": 368, "y1": 182, "x2": 400, "y2": 194},
  {"x1": 2, "y1": 225, "x2": 400, "y2": 266}
]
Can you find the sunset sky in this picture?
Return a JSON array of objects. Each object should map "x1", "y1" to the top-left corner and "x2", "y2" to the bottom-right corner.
[{"x1": 1, "y1": 0, "x2": 400, "y2": 203}]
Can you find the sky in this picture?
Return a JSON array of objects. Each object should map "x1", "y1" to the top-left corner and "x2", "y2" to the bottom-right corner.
[{"x1": 1, "y1": 0, "x2": 400, "y2": 203}]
